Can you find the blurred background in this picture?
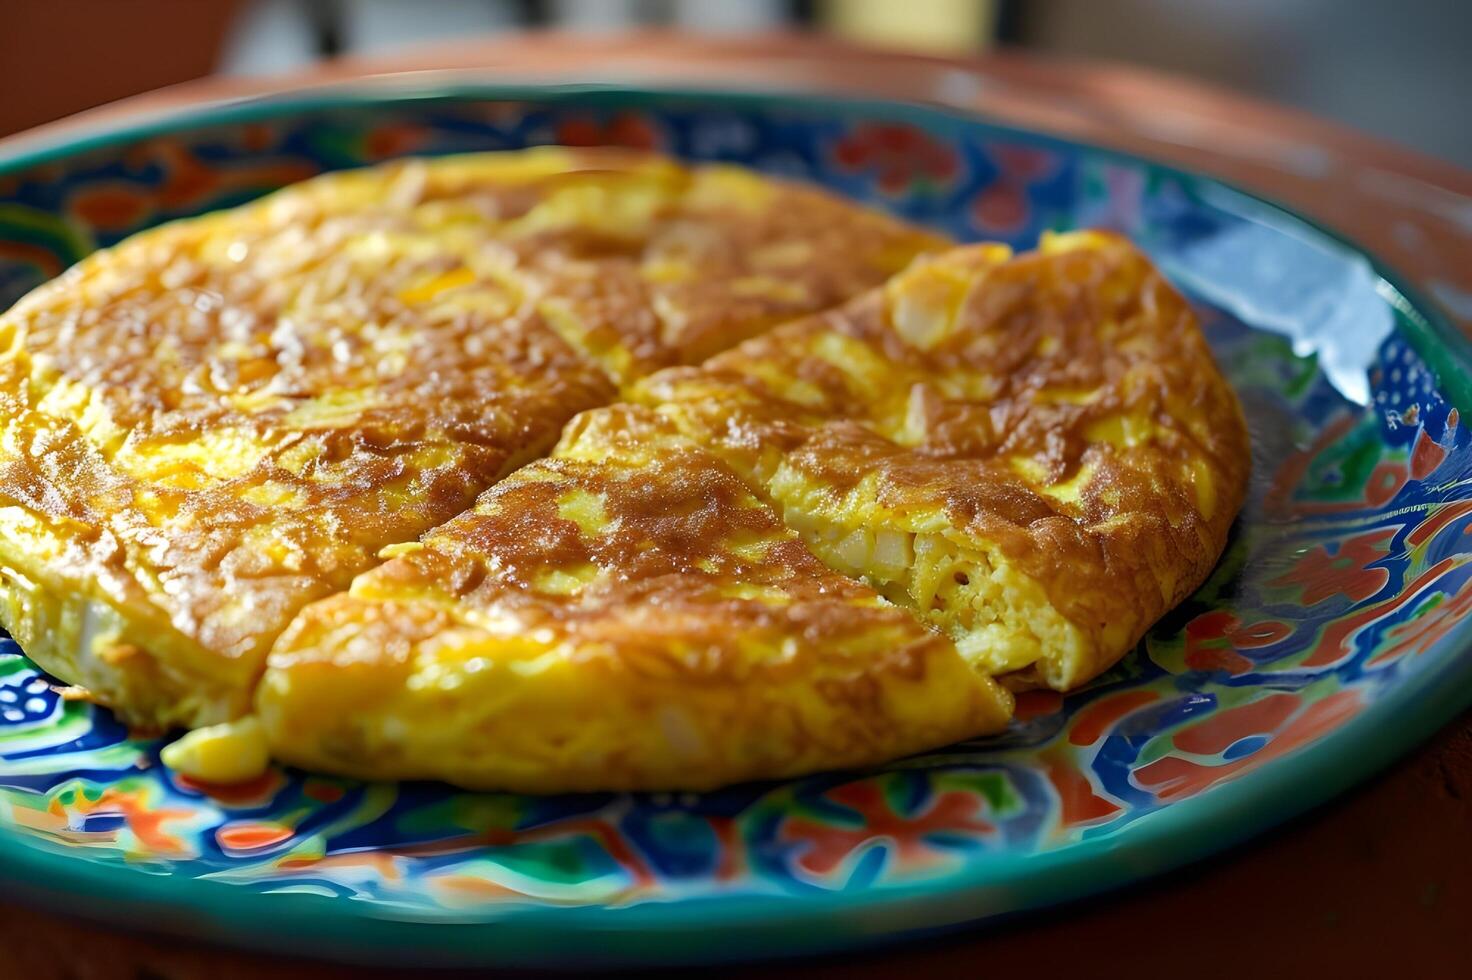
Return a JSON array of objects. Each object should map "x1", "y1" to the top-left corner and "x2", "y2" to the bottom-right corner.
[{"x1": 3, "y1": 0, "x2": 1468, "y2": 167}]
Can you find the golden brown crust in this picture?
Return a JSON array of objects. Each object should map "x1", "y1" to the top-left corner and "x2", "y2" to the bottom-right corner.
[
  {"x1": 260, "y1": 406, "x2": 1011, "y2": 791},
  {"x1": 390, "y1": 150, "x2": 950, "y2": 382},
  {"x1": 306, "y1": 404, "x2": 966, "y2": 676},
  {"x1": 634, "y1": 233, "x2": 1251, "y2": 687}
]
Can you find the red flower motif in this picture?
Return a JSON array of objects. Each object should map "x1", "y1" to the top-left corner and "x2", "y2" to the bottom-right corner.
[
  {"x1": 832, "y1": 123, "x2": 960, "y2": 195},
  {"x1": 1043, "y1": 749, "x2": 1121, "y2": 829},
  {"x1": 971, "y1": 184, "x2": 1028, "y2": 231},
  {"x1": 780, "y1": 779, "x2": 992, "y2": 878},
  {"x1": 239, "y1": 123, "x2": 275, "y2": 153},
  {"x1": 1372, "y1": 577, "x2": 1472, "y2": 664},
  {"x1": 66, "y1": 788, "x2": 196, "y2": 857},
  {"x1": 1271, "y1": 528, "x2": 1394, "y2": 605},
  {"x1": 97, "y1": 140, "x2": 315, "y2": 220},
  {"x1": 1068, "y1": 690, "x2": 1160, "y2": 745},
  {"x1": 554, "y1": 113, "x2": 661, "y2": 151},
  {"x1": 365, "y1": 123, "x2": 430, "y2": 160},
  {"x1": 1363, "y1": 459, "x2": 1410, "y2": 507},
  {"x1": 1173, "y1": 692, "x2": 1300, "y2": 755},
  {"x1": 216, "y1": 820, "x2": 293, "y2": 854},
  {"x1": 1134, "y1": 690, "x2": 1363, "y2": 801},
  {"x1": 969, "y1": 142, "x2": 1060, "y2": 233},
  {"x1": 1182, "y1": 611, "x2": 1292, "y2": 675},
  {"x1": 1410, "y1": 426, "x2": 1449, "y2": 480}
]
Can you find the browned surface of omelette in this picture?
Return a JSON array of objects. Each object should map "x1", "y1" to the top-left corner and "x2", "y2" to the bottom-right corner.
[
  {"x1": 260, "y1": 406, "x2": 1011, "y2": 791},
  {"x1": 635, "y1": 232, "x2": 1250, "y2": 690},
  {"x1": 290, "y1": 148, "x2": 949, "y2": 384},
  {"x1": 0, "y1": 148, "x2": 944, "y2": 730}
]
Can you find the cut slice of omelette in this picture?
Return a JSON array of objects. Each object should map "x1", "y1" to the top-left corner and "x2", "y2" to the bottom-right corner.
[
  {"x1": 0, "y1": 148, "x2": 943, "y2": 732},
  {"x1": 0, "y1": 198, "x2": 613, "y2": 732},
  {"x1": 253, "y1": 406, "x2": 1011, "y2": 792},
  {"x1": 634, "y1": 232, "x2": 1251, "y2": 691}
]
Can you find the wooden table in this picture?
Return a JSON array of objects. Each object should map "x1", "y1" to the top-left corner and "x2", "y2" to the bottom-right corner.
[{"x1": 5, "y1": 32, "x2": 1470, "y2": 979}]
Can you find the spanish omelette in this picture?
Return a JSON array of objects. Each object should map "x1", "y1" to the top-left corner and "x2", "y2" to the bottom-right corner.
[
  {"x1": 0, "y1": 148, "x2": 943, "y2": 736},
  {"x1": 254, "y1": 405, "x2": 1011, "y2": 792},
  {"x1": 205, "y1": 232, "x2": 1247, "y2": 789},
  {"x1": 635, "y1": 232, "x2": 1250, "y2": 691}
]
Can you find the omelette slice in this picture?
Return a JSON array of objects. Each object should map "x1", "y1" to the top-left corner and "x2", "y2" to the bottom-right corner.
[
  {"x1": 635, "y1": 232, "x2": 1251, "y2": 690},
  {"x1": 0, "y1": 148, "x2": 942, "y2": 732},
  {"x1": 0, "y1": 189, "x2": 612, "y2": 731},
  {"x1": 251, "y1": 406, "x2": 1011, "y2": 792}
]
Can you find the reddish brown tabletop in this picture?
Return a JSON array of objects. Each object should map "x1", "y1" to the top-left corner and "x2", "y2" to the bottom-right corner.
[{"x1": 3, "y1": 31, "x2": 1470, "y2": 979}]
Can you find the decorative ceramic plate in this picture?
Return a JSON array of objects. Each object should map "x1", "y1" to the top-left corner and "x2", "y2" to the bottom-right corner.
[{"x1": 2, "y1": 86, "x2": 1470, "y2": 969}]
